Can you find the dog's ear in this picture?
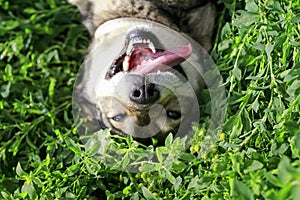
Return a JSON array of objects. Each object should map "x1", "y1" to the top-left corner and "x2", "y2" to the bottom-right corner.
[
  {"x1": 73, "y1": 97, "x2": 102, "y2": 134},
  {"x1": 68, "y1": 0, "x2": 96, "y2": 35},
  {"x1": 68, "y1": 0, "x2": 89, "y2": 14},
  {"x1": 181, "y1": 2, "x2": 216, "y2": 51}
]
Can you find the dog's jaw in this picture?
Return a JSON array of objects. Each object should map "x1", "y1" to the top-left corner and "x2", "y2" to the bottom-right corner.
[{"x1": 106, "y1": 28, "x2": 193, "y2": 78}]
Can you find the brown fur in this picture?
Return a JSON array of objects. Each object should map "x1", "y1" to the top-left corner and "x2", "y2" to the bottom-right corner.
[{"x1": 69, "y1": 0, "x2": 215, "y2": 51}]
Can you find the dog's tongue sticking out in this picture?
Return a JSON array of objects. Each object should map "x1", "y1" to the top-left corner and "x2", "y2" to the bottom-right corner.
[{"x1": 123, "y1": 45, "x2": 192, "y2": 75}]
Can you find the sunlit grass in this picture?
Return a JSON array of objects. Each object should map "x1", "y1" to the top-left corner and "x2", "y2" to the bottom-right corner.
[{"x1": 0, "y1": 0, "x2": 299, "y2": 199}]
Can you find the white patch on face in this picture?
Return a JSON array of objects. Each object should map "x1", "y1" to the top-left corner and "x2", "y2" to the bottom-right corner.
[{"x1": 94, "y1": 72, "x2": 127, "y2": 98}]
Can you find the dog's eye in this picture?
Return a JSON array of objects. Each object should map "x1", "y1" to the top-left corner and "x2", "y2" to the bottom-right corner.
[
  {"x1": 111, "y1": 114, "x2": 127, "y2": 122},
  {"x1": 166, "y1": 111, "x2": 181, "y2": 120}
]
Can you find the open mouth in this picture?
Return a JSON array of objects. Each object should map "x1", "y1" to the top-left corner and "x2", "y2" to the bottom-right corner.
[{"x1": 106, "y1": 30, "x2": 192, "y2": 79}]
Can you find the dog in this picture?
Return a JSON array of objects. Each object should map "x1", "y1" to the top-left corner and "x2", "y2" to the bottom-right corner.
[{"x1": 71, "y1": 0, "x2": 216, "y2": 143}]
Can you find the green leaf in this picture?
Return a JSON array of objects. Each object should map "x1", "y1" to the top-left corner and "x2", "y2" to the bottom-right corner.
[
  {"x1": 232, "y1": 179, "x2": 254, "y2": 200},
  {"x1": 0, "y1": 20, "x2": 19, "y2": 31},
  {"x1": 172, "y1": 160, "x2": 186, "y2": 173},
  {"x1": 66, "y1": 192, "x2": 76, "y2": 199},
  {"x1": 130, "y1": 192, "x2": 139, "y2": 200},
  {"x1": 188, "y1": 176, "x2": 212, "y2": 191},
  {"x1": 65, "y1": 137, "x2": 82, "y2": 155},
  {"x1": 245, "y1": 0, "x2": 258, "y2": 12},
  {"x1": 126, "y1": 135, "x2": 133, "y2": 146},
  {"x1": 32, "y1": 177, "x2": 43, "y2": 187},
  {"x1": 271, "y1": 143, "x2": 289, "y2": 156},
  {"x1": 163, "y1": 168, "x2": 176, "y2": 184},
  {"x1": 232, "y1": 67, "x2": 242, "y2": 80},
  {"x1": 233, "y1": 11, "x2": 258, "y2": 28},
  {"x1": 156, "y1": 147, "x2": 163, "y2": 163},
  {"x1": 48, "y1": 77, "x2": 56, "y2": 99},
  {"x1": 278, "y1": 184, "x2": 293, "y2": 200},
  {"x1": 15, "y1": 192, "x2": 28, "y2": 199},
  {"x1": 265, "y1": 43, "x2": 274, "y2": 62},
  {"x1": 274, "y1": 1, "x2": 284, "y2": 13},
  {"x1": 116, "y1": 149, "x2": 128, "y2": 154},
  {"x1": 47, "y1": 0, "x2": 56, "y2": 9},
  {"x1": 174, "y1": 176, "x2": 182, "y2": 191},
  {"x1": 242, "y1": 109, "x2": 252, "y2": 132},
  {"x1": 274, "y1": 34, "x2": 287, "y2": 50},
  {"x1": 21, "y1": 181, "x2": 36, "y2": 200},
  {"x1": 66, "y1": 164, "x2": 80, "y2": 176},
  {"x1": 16, "y1": 162, "x2": 27, "y2": 177},
  {"x1": 1, "y1": 191, "x2": 14, "y2": 200},
  {"x1": 123, "y1": 186, "x2": 132, "y2": 195},
  {"x1": 224, "y1": 113, "x2": 243, "y2": 139},
  {"x1": 23, "y1": 8, "x2": 37, "y2": 14},
  {"x1": 139, "y1": 163, "x2": 157, "y2": 173},
  {"x1": 165, "y1": 133, "x2": 173, "y2": 147},
  {"x1": 142, "y1": 186, "x2": 157, "y2": 200},
  {"x1": 253, "y1": 42, "x2": 265, "y2": 51},
  {"x1": 265, "y1": 171, "x2": 283, "y2": 187},
  {"x1": 252, "y1": 97, "x2": 259, "y2": 113},
  {"x1": 278, "y1": 157, "x2": 292, "y2": 184},
  {"x1": 291, "y1": 184, "x2": 300, "y2": 200},
  {"x1": 282, "y1": 62, "x2": 300, "y2": 82},
  {"x1": 244, "y1": 160, "x2": 263, "y2": 173},
  {"x1": 0, "y1": 82, "x2": 11, "y2": 98},
  {"x1": 180, "y1": 153, "x2": 195, "y2": 161},
  {"x1": 292, "y1": 14, "x2": 300, "y2": 24},
  {"x1": 122, "y1": 153, "x2": 130, "y2": 169}
]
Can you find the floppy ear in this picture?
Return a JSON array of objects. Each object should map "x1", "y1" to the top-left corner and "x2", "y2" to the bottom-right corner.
[
  {"x1": 68, "y1": 0, "x2": 89, "y2": 14},
  {"x1": 180, "y1": 1, "x2": 216, "y2": 51},
  {"x1": 68, "y1": 0, "x2": 96, "y2": 35},
  {"x1": 73, "y1": 96, "x2": 102, "y2": 135}
]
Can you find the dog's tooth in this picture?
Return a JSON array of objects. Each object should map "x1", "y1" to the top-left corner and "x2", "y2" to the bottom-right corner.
[
  {"x1": 123, "y1": 56, "x2": 130, "y2": 72},
  {"x1": 126, "y1": 41, "x2": 134, "y2": 55},
  {"x1": 129, "y1": 40, "x2": 134, "y2": 46},
  {"x1": 148, "y1": 42, "x2": 156, "y2": 53}
]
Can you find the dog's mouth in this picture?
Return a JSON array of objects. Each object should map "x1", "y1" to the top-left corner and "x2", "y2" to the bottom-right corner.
[{"x1": 106, "y1": 30, "x2": 192, "y2": 78}]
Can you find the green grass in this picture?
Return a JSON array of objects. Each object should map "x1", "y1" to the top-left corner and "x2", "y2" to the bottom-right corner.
[{"x1": 1, "y1": 0, "x2": 299, "y2": 199}]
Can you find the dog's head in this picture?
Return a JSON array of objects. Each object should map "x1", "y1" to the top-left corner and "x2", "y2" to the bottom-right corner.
[{"x1": 75, "y1": 19, "x2": 206, "y2": 141}]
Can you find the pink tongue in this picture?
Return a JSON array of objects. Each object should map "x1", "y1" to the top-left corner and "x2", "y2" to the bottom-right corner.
[{"x1": 130, "y1": 44, "x2": 192, "y2": 75}]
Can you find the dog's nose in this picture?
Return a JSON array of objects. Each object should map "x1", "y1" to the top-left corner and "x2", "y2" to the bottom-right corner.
[{"x1": 130, "y1": 83, "x2": 159, "y2": 104}]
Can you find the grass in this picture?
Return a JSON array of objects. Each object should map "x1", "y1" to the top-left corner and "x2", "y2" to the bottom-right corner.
[{"x1": 0, "y1": 0, "x2": 299, "y2": 199}]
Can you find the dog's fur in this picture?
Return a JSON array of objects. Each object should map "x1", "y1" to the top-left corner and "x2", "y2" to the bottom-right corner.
[
  {"x1": 70, "y1": 0, "x2": 215, "y2": 51},
  {"x1": 71, "y1": 0, "x2": 216, "y2": 142}
]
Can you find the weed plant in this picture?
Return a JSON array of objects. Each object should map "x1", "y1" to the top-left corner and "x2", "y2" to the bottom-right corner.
[{"x1": 0, "y1": 0, "x2": 299, "y2": 199}]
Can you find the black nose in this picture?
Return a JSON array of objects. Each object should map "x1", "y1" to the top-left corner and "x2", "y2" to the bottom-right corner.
[{"x1": 130, "y1": 83, "x2": 159, "y2": 104}]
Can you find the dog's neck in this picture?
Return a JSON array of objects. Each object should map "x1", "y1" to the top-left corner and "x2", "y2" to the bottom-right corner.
[
  {"x1": 69, "y1": 0, "x2": 215, "y2": 51},
  {"x1": 71, "y1": 0, "x2": 178, "y2": 35}
]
